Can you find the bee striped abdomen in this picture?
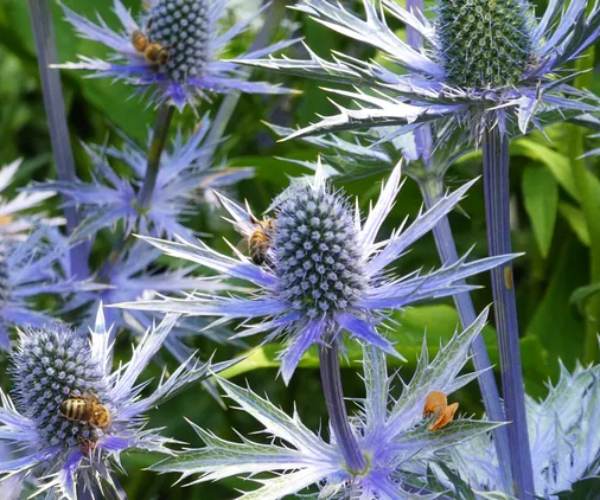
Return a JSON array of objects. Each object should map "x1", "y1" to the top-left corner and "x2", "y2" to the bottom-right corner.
[{"x1": 60, "y1": 398, "x2": 92, "y2": 422}]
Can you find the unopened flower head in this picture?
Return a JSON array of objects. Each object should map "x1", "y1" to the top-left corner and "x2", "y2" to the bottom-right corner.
[
  {"x1": 59, "y1": 0, "x2": 294, "y2": 109},
  {"x1": 246, "y1": 0, "x2": 600, "y2": 141},
  {"x1": 117, "y1": 162, "x2": 515, "y2": 383},
  {"x1": 0, "y1": 307, "x2": 210, "y2": 498},
  {"x1": 437, "y1": 0, "x2": 533, "y2": 89}
]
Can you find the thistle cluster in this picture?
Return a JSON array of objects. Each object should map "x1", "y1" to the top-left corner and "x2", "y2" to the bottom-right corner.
[{"x1": 5, "y1": 0, "x2": 600, "y2": 498}]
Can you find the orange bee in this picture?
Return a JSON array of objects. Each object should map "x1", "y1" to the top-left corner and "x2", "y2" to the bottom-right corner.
[
  {"x1": 247, "y1": 217, "x2": 275, "y2": 266},
  {"x1": 0, "y1": 215, "x2": 12, "y2": 226},
  {"x1": 60, "y1": 394, "x2": 112, "y2": 431},
  {"x1": 423, "y1": 391, "x2": 459, "y2": 431}
]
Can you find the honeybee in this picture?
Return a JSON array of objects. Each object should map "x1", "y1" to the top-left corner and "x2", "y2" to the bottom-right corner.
[
  {"x1": 131, "y1": 30, "x2": 149, "y2": 52},
  {"x1": 60, "y1": 394, "x2": 112, "y2": 431},
  {"x1": 131, "y1": 30, "x2": 169, "y2": 65},
  {"x1": 247, "y1": 216, "x2": 275, "y2": 266},
  {"x1": 423, "y1": 390, "x2": 459, "y2": 432}
]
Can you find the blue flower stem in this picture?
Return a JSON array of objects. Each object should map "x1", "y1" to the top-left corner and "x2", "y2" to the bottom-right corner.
[
  {"x1": 482, "y1": 127, "x2": 534, "y2": 499},
  {"x1": 319, "y1": 339, "x2": 366, "y2": 473},
  {"x1": 405, "y1": 1, "x2": 511, "y2": 489},
  {"x1": 27, "y1": 0, "x2": 89, "y2": 278},
  {"x1": 205, "y1": 0, "x2": 286, "y2": 157},
  {"x1": 138, "y1": 104, "x2": 175, "y2": 209},
  {"x1": 421, "y1": 178, "x2": 512, "y2": 491}
]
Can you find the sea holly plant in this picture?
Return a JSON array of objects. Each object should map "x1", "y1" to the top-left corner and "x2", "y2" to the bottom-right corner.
[
  {"x1": 150, "y1": 309, "x2": 503, "y2": 498},
  {"x1": 239, "y1": 1, "x2": 600, "y2": 495},
  {"x1": 0, "y1": 227, "x2": 84, "y2": 351},
  {"x1": 116, "y1": 162, "x2": 514, "y2": 476},
  {"x1": 58, "y1": 0, "x2": 294, "y2": 110},
  {"x1": 0, "y1": 159, "x2": 61, "y2": 241},
  {"x1": 0, "y1": 306, "x2": 220, "y2": 499},
  {"x1": 116, "y1": 163, "x2": 514, "y2": 385},
  {"x1": 450, "y1": 358, "x2": 600, "y2": 497},
  {"x1": 35, "y1": 118, "x2": 252, "y2": 242}
]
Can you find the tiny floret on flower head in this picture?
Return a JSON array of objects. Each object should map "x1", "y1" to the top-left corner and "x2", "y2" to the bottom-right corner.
[
  {"x1": 146, "y1": 0, "x2": 210, "y2": 83},
  {"x1": 12, "y1": 326, "x2": 110, "y2": 450},
  {"x1": 437, "y1": 0, "x2": 533, "y2": 89},
  {"x1": 274, "y1": 181, "x2": 364, "y2": 319}
]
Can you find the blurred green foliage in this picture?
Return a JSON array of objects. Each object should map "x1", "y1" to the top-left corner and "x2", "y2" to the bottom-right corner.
[{"x1": 0, "y1": 0, "x2": 599, "y2": 497}]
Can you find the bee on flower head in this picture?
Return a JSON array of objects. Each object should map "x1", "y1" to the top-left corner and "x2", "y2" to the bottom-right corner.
[
  {"x1": 131, "y1": 30, "x2": 169, "y2": 66},
  {"x1": 247, "y1": 216, "x2": 275, "y2": 266},
  {"x1": 60, "y1": 393, "x2": 112, "y2": 431}
]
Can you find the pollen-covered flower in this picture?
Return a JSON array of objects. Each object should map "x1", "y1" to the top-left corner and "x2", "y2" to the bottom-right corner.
[
  {"x1": 0, "y1": 227, "x2": 80, "y2": 350},
  {"x1": 59, "y1": 0, "x2": 294, "y2": 109},
  {"x1": 151, "y1": 309, "x2": 501, "y2": 498},
  {"x1": 449, "y1": 359, "x2": 600, "y2": 497},
  {"x1": 0, "y1": 307, "x2": 213, "y2": 499},
  {"x1": 117, "y1": 162, "x2": 514, "y2": 383},
  {"x1": 36, "y1": 119, "x2": 252, "y2": 242},
  {"x1": 244, "y1": 0, "x2": 600, "y2": 141},
  {"x1": 0, "y1": 159, "x2": 61, "y2": 241}
]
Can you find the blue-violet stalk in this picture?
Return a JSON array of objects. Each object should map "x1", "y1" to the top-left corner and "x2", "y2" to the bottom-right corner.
[
  {"x1": 406, "y1": 0, "x2": 511, "y2": 490},
  {"x1": 482, "y1": 126, "x2": 534, "y2": 499},
  {"x1": 27, "y1": 0, "x2": 88, "y2": 278}
]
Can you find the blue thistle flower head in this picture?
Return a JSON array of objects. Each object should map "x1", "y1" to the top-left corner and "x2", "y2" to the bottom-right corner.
[
  {"x1": 244, "y1": 0, "x2": 600, "y2": 141},
  {"x1": 0, "y1": 227, "x2": 81, "y2": 351},
  {"x1": 116, "y1": 162, "x2": 515, "y2": 383},
  {"x1": 0, "y1": 307, "x2": 211, "y2": 498},
  {"x1": 150, "y1": 309, "x2": 502, "y2": 498},
  {"x1": 59, "y1": 0, "x2": 294, "y2": 109},
  {"x1": 36, "y1": 118, "x2": 252, "y2": 242}
]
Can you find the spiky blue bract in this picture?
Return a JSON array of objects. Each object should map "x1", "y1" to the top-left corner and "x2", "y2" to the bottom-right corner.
[
  {"x1": 35, "y1": 118, "x2": 252, "y2": 242},
  {"x1": 0, "y1": 227, "x2": 85, "y2": 351},
  {"x1": 0, "y1": 306, "x2": 213, "y2": 499},
  {"x1": 241, "y1": 0, "x2": 600, "y2": 141},
  {"x1": 0, "y1": 159, "x2": 61, "y2": 241},
  {"x1": 116, "y1": 163, "x2": 516, "y2": 383},
  {"x1": 151, "y1": 309, "x2": 503, "y2": 498},
  {"x1": 450, "y1": 358, "x2": 600, "y2": 497},
  {"x1": 58, "y1": 0, "x2": 294, "y2": 110}
]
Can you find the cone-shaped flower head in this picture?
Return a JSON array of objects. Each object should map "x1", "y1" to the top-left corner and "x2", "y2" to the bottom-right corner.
[
  {"x1": 437, "y1": 0, "x2": 532, "y2": 89},
  {"x1": 146, "y1": 0, "x2": 211, "y2": 84},
  {"x1": 12, "y1": 326, "x2": 110, "y2": 451},
  {"x1": 244, "y1": 0, "x2": 600, "y2": 141},
  {"x1": 0, "y1": 245, "x2": 8, "y2": 307},
  {"x1": 274, "y1": 182, "x2": 364, "y2": 319},
  {"x1": 59, "y1": 0, "x2": 294, "y2": 109},
  {"x1": 0, "y1": 307, "x2": 212, "y2": 498},
  {"x1": 116, "y1": 162, "x2": 515, "y2": 383}
]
